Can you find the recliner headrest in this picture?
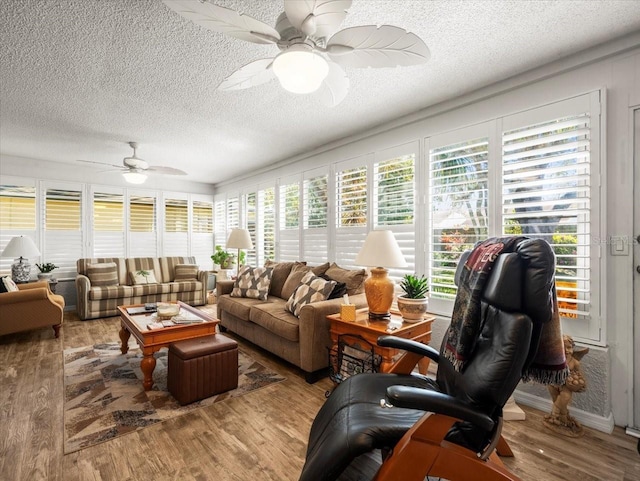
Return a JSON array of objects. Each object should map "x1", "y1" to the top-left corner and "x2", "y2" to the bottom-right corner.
[{"x1": 482, "y1": 253, "x2": 522, "y2": 311}]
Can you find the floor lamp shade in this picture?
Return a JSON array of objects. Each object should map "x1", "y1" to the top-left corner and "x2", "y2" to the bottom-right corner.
[
  {"x1": 355, "y1": 230, "x2": 407, "y2": 319},
  {"x1": 1, "y1": 236, "x2": 41, "y2": 282},
  {"x1": 226, "y1": 228, "x2": 253, "y2": 268}
]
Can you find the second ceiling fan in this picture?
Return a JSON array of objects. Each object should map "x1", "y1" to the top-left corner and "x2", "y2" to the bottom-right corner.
[{"x1": 162, "y1": 0, "x2": 430, "y2": 106}]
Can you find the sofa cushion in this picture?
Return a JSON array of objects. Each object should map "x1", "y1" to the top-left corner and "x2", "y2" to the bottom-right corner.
[
  {"x1": 125, "y1": 258, "x2": 162, "y2": 284},
  {"x1": 86, "y1": 262, "x2": 119, "y2": 286},
  {"x1": 169, "y1": 280, "x2": 203, "y2": 293},
  {"x1": 281, "y1": 262, "x2": 331, "y2": 300},
  {"x1": 77, "y1": 258, "x2": 128, "y2": 285},
  {"x1": 250, "y1": 299, "x2": 300, "y2": 342},
  {"x1": 174, "y1": 264, "x2": 198, "y2": 281},
  {"x1": 264, "y1": 260, "x2": 305, "y2": 298},
  {"x1": 325, "y1": 262, "x2": 366, "y2": 295},
  {"x1": 159, "y1": 256, "x2": 197, "y2": 283},
  {"x1": 231, "y1": 266, "x2": 273, "y2": 301},
  {"x1": 131, "y1": 283, "x2": 171, "y2": 296},
  {"x1": 130, "y1": 269, "x2": 159, "y2": 285},
  {"x1": 218, "y1": 294, "x2": 267, "y2": 320},
  {"x1": 0, "y1": 276, "x2": 18, "y2": 293},
  {"x1": 285, "y1": 271, "x2": 336, "y2": 317},
  {"x1": 89, "y1": 285, "x2": 135, "y2": 300},
  {"x1": 321, "y1": 274, "x2": 347, "y2": 299}
]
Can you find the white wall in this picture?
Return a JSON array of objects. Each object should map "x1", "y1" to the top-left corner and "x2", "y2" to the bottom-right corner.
[{"x1": 215, "y1": 39, "x2": 640, "y2": 429}]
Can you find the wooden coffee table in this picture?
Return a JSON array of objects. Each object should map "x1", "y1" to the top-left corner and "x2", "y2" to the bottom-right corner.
[
  {"x1": 327, "y1": 309, "x2": 434, "y2": 375},
  {"x1": 117, "y1": 301, "x2": 219, "y2": 391}
]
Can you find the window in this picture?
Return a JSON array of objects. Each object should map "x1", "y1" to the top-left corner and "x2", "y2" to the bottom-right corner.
[
  {"x1": 335, "y1": 158, "x2": 368, "y2": 269},
  {"x1": 278, "y1": 177, "x2": 301, "y2": 261},
  {"x1": 243, "y1": 191, "x2": 257, "y2": 266},
  {"x1": 93, "y1": 190, "x2": 125, "y2": 257},
  {"x1": 258, "y1": 186, "x2": 276, "y2": 263},
  {"x1": 428, "y1": 133, "x2": 489, "y2": 308},
  {"x1": 164, "y1": 196, "x2": 188, "y2": 256},
  {"x1": 500, "y1": 93, "x2": 598, "y2": 339},
  {"x1": 129, "y1": 194, "x2": 157, "y2": 257},
  {"x1": 43, "y1": 184, "x2": 83, "y2": 278},
  {"x1": 226, "y1": 195, "x2": 239, "y2": 246},
  {"x1": 374, "y1": 148, "x2": 416, "y2": 282},
  {"x1": 0, "y1": 182, "x2": 37, "y2": 274},
  {"x1": 303, "y1": 170, "x2": 329, "y2": 265},
  {"x1": 191, "y1": 198, "x2": 214, "y2": 269},
  {"x1": 214, "y1": 197, "x2": 226, "y2": 249}
]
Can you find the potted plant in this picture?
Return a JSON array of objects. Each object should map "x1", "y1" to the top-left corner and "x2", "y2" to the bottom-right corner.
[
  {"x1": 36, "y1": 262, "x2": 58, "y2": 280},
  {"x1": 397, "y1": 274, "x2": 429, "y2": 322},
  {"x1": 211, "y1": 245, "x2": 236, "y2": 270}
]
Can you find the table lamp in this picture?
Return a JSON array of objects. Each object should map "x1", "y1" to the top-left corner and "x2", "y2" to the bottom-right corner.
[
  {"x1": 226, "y1": 228, "x2": 253, "y2": 270},
  {"x1": 355, "y1": 230, "x2": 407, "y2": 320},
  {"x1": 1, "y1": 235, "x2": 41, "y2": 283}
]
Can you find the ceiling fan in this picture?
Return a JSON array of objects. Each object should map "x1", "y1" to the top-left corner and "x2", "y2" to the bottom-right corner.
[
  {"x1": 78, "y1": 142, "x2": 187, "y2": 184},
  {"x1": 162, "y1": 0, "x2": 430, "y2": 106}
]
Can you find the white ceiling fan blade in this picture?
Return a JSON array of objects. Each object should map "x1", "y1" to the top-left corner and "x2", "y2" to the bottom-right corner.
[
  {"x1": 162, "y1": 0, "x2": 280, "y2": 45},
  {"x1": 319, "y1": 61, "x2": 349, "y2": 107},
  {"x1": 218, "y1": 58, "x2": 275, "y2": 91},
  {"x1": 146, "y1": 166, "x2": 188, "y2": 176},
  {"x1": 77, "y1": 159, "x2": 125, "y2": 170},
  {"x1": 284, "y1": 0, "x2": 352, "y2": 38},
  {"x1": 327, "y1": 25, "x2": 430, "y2": 68}
]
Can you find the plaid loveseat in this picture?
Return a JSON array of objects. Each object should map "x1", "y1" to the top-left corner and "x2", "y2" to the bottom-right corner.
[{"x1": 75, "y1": 256, "x2": 208, "y2": 320}]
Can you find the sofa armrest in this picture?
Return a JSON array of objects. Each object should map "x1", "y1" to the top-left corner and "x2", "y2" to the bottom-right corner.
[
  {"x1": 18, "y1": 281, "x2": 50, "y2": 292},
  {"x1": 75, "y1": 274, "x2": 91, "y2": 320},
  {"x1": 297, "y1": 293, "x2": 368, "y2": 372},
  {"x1": 216, "y1": 280, "x2": 234, "y2": 297},
  {"x1": 197, "y1": 270, "x2": 209, "y2": 299},
  {"x1": 0, "y1": 287, "x2": 49, "y2": 306}
]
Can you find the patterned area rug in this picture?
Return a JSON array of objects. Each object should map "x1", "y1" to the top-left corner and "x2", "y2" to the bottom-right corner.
[{"x1": 63, "y1": 341, "x2": 285, "y2": 454}]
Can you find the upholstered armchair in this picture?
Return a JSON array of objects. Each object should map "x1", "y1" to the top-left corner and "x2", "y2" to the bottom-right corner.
[{"x1": 0, "y1": 281, "x2": 64, "y2": 338}]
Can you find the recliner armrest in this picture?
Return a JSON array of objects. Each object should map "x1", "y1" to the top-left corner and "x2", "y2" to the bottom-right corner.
[
  {"x1": 377, "y1": 336, "x2": 440, "y2": 364},
  {"x1": 386, "y1": 386, "x2": 495, "y2": 432}
]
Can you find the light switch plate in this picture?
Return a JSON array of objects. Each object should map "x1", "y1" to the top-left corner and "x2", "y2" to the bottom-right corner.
[{"x1": 610, "y1": 235, "x2": 629, "y2": 256}]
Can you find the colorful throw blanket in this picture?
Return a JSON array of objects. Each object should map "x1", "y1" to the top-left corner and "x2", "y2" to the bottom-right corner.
[{"x1": 443, "y1": 237, "x2": 568, "y2": 385}]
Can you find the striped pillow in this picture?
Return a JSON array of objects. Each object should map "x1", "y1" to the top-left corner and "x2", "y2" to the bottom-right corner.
[
  {"x1": 86, "y1": 262, "x2": 119, "y2": 287},
  {"x1": 174, "y1": 264, "x2": 198, "y2": 281}
]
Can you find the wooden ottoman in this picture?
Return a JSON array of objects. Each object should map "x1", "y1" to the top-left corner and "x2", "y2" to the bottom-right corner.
[{"x1": 168, "y1": 334, "x2": 238, "y2": 405}]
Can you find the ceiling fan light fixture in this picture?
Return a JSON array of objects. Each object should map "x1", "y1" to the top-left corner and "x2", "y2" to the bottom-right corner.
[
  {"x1": 122, "y1": 171, "x2": 148, "y2": 184},
  {"x1": 272, "y1": 45, "x2": 329, "y2": 94}
]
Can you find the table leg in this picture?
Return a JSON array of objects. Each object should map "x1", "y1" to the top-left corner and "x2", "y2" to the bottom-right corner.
[
  {"x1": 119, "y1": 326, "x2": 131, "y2": 354},
  {"x1": 140, "y1": 349, "x2": 156, "y2": 391},
  {"x1": 418, "y1": 357, "x2": 431, "y2": 375}
]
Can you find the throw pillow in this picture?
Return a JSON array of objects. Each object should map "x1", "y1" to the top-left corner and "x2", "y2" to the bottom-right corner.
[
  {"x1": 325, "y1": 262, "x2": 367, "y2": 295},
  {"x1": 285, "y1": 271, "x2": 336, "y2": 317},
  {"x1": 280, "y1": 262, "x2": 332, "y2": 300},
  {"x1": 321, "y1": 274, "x2": 348, "y2": 300},
  {"x1": 174, "y1": 264, "x2": 198, "y2": 281},
  {"x1": 87, "y1": 262, "x2": 119, "y2": 287},
  {"x1": 264, "y1": 260, "x2": 305, "y2": 298},
  {"x1": 130, "y1": 269, "x2": 158, "y2": 285},
  {"x1": 0, "y1": 276, "x2": 19, "y2": 293},
  {"x1": 231, "y1": 266, "x2": 273, "y2": 301}
]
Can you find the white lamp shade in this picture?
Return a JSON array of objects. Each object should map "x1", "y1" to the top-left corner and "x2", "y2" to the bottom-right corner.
[
  {"x1": 122, "y1": 171, "x2": 148, "y2": 184},
  {"x1": 1, "y1": 235, "x2": 41, "y2": 259},
  {"x1": 272, "y1": 45, "x2": 329, "y2": 94},
  {"x1": 226, "y1": 228, "x2": 254, "y2": 250},
  {"x1": 355, "y1": 230, "x2": 407, "y2": 269}
]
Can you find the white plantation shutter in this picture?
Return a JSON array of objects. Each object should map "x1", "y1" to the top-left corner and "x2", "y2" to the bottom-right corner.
[
  {"x1": 129, "y1": 194, "x2": 157, "y2": 257},
  {"x1": 191, "y1": 198, "x2": 213, "y2": 270},
  {"x1": 164, "y1": 196, "x2": 188, "y2": 256},
  {"x1": 243, "y1": 191, "x2": 257, "y2": 266},
  {"x1": 303, "y1": 170, "x2": 329, "y2": 264},
  {"x1": 501, "y1": 94, "x2": 597, "y2": 333},
  {"x1": 226, "y1": 195, "x2": 239, "y2": 245},
  {"x1": 335, "y1": 159, "x2": 368, "y2": 269},
  {"x1": 92, "y1": 190, "x2": 125, "y2": 257},
  {"x1": 0, "y1": 181, "x2": 37, "y2": 274},
  {"x1": 278, "y1": 177, "x2": 301, "y2": 262},
  {"x1": 258, "y1": 186, "x2": 276, "y2": 264},
  {"x1": 214, "y1": 197, "x2": 226, "y2": 249},
  {"x1": 428, "y1": 129, "x2": 490, "y2": 312},
  {"x1": 374, "y1": 152, "x2": 416, "y2": 282},
  {"x1": 43, "y1": 184, "x2": 83, "y2": 278}
]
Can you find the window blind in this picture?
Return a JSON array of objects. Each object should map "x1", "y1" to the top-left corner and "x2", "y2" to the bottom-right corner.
[
  {"x1": 191, "y1": 199, "x2": 214, "y2": 269},
  {"x1": 214, "y1": 198, "x2": 226, "y2": 249},
  {"x1": 244, "y1": 192, "x2": 257, "y2": 266},
  {"x1": 303, "y1": 173, "x2": 329, "y2": 265},
  {"x1": 164, "y1": 197, "x2": 188, "y2": 256},
  {"x1": 335, "y1": 163, "x2": 367, "y2": 269},
  {"x1": 129, "y1": 195, "x2": 157, "y2": 257},
  {"x1": 278, "y1": 180, "x2": 300, "y2": 262},
  {"x1": 258, "y1": 187, "x2": 276, "y2": 264},
  {"x1": 44, "y1": 187, "x2": 83, "y2": 277},
  {"x1": 93, "y1": 191, "x2": 125, "y2": 258},
  {"x1": 0, "y1": 184, "x2": 37, "y2": 274}
]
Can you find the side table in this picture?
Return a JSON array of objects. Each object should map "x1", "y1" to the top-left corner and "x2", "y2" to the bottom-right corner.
[{"x1": 327, "y1": 309, "x2": 434, "y2": 375}]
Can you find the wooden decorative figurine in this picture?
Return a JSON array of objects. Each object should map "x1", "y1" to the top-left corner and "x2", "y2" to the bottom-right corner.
[{"x1": 543, "y1": 335, "x2": 588, "y2": 437}]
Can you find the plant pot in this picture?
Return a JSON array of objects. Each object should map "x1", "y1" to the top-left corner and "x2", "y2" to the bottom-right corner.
[
  {"x1": 37, "y1": 272, "x2": 54, "y2": 281},
  {"x1": 397, "y1": 295, "x2": 428, "y2": 323}
]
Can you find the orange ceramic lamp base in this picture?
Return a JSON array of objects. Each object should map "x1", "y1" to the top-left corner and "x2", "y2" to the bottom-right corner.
[{"x1": 364, "y1": 267, "x2": 395, "y2": 320}]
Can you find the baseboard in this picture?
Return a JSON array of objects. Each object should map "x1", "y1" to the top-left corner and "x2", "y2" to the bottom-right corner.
[{"x1": 513, "y1": 390, "x2": 615, "y2": 434}]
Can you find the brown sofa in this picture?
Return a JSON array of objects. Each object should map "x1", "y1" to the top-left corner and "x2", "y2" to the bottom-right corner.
[
  {"x1": 75, "y1": 256, "x2": 208, "y2": 320},
  {"x1": 0, "y1": 281, "x2": 65, "y2": 338},
  {"x1": 216, "y1": 261, "x2": 368, "y2": 382}
]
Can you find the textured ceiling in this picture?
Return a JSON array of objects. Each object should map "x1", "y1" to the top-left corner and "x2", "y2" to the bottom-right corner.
[{"x1": 1, "y1": 0, "x2": 640, "y2": 185}]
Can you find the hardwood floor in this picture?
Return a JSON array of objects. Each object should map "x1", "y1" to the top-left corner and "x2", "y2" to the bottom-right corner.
[{"x1": 0, "y1": 309, "x2": 638, "y2": 481}]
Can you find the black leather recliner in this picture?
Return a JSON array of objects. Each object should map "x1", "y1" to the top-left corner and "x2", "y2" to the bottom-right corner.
[{"x1": 298, "y1": 237, "x2": 556, "y2": 481}]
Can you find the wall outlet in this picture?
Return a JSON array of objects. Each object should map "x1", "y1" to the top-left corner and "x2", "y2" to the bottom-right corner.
[{"x1": 610, "y1": 235, "x2": 629, "y2": 256}]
